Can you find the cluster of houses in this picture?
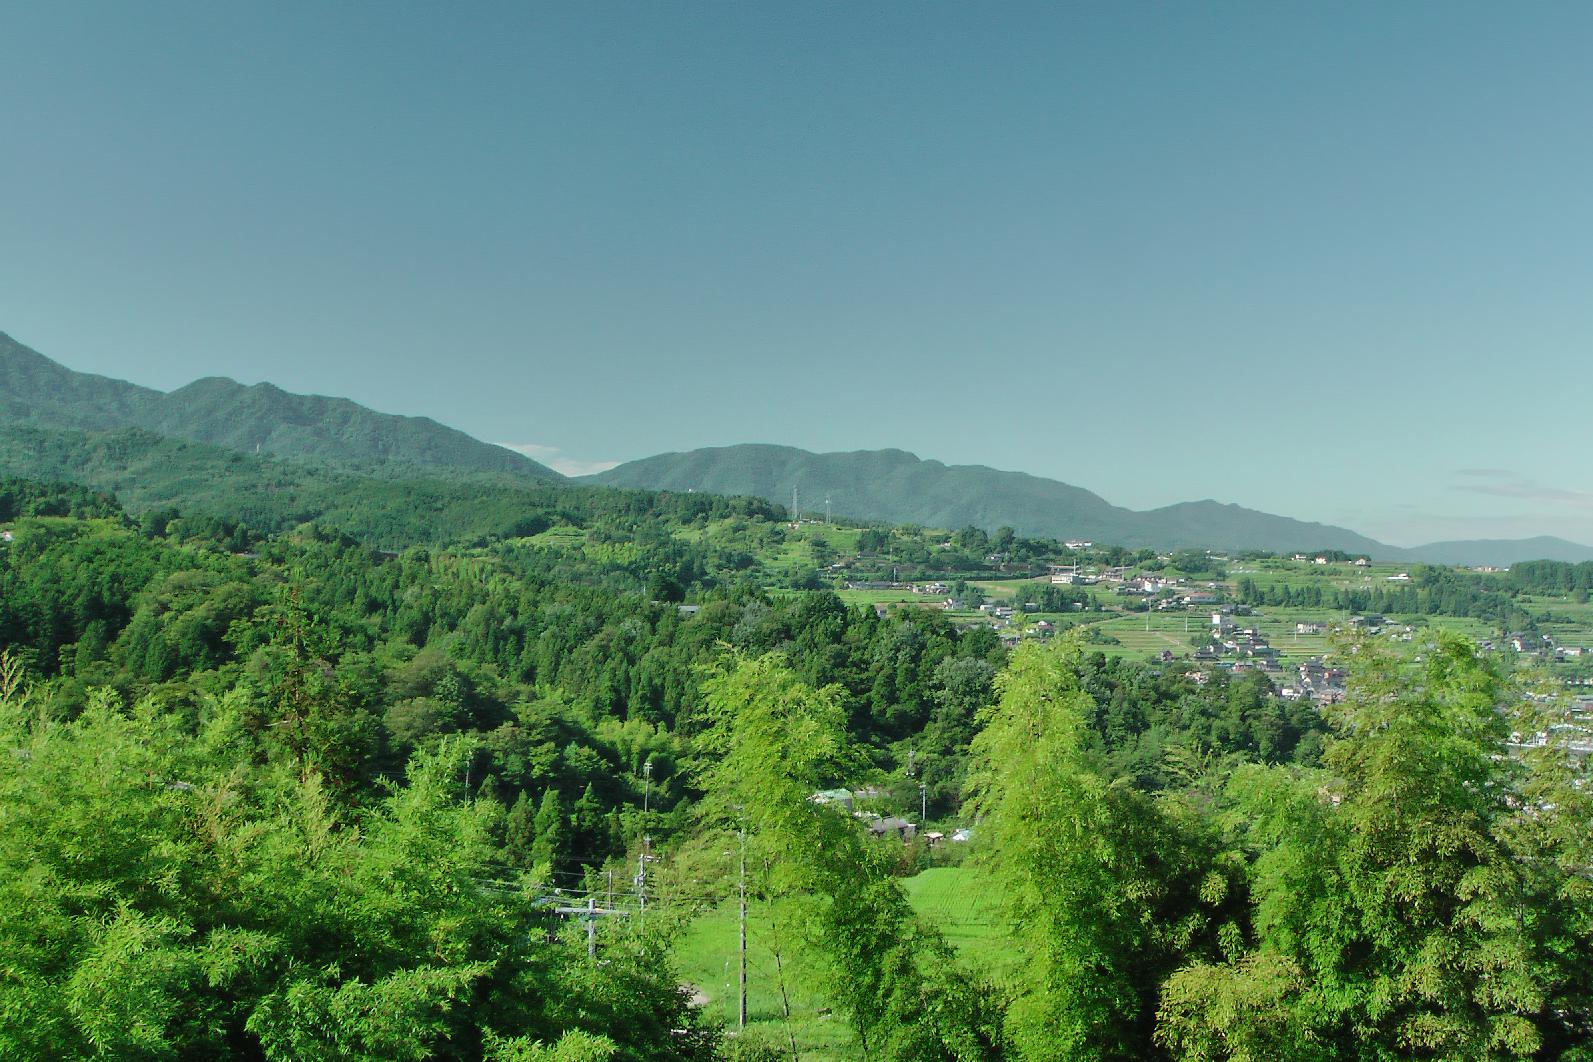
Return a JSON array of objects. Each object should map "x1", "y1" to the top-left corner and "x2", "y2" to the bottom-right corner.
[
  {"x1": 809, "y1": 788, "x2": 972, "y2": 846},
  {"x1": 1181, "y1": 657, "x2": 1349, "y2": 702},
  {"x1": 1516, "y1": 696, "x2": 1593, "y2": 756},
  {"x1": 1051, "y1": 564, "x2": 1225, "y2": 610},
  {"x1": 1279, "y1": 660, "x2": 1350, "y2": 704},
  {"x1": 1291, "y1": 554, "x2": 1373, "y2": 567},
  {"x1": 1479, "y1": 632, "x2": 1588, "y2": 660},
  {"x1": 1194, "y1": 611, "x2": 1280, "y2": 665}
]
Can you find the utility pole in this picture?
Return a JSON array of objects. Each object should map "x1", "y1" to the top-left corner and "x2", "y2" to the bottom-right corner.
[
  {"x1": 643, "y1": 759, "x2": 653, "y2": 816},
  {"x1": 636, "y1": 835, "x2": 651, "y2": 924},
  {"x1": 738, "y1": 827, "x2": 748, "y2": 1030},
  {"x1": 552, "y1": 894, "x2": 629, "y2": 960},
  {"x1": 586, "y1": 895, "x2": 597, "y2": 958},
  {"x1": 920, "y1": 783, "x2": 927, "y2": 824}
]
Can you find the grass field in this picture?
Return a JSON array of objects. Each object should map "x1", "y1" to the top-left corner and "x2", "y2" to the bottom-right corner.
[
  {"x1": 900, "y1": 866, "x2": 1014, "y2": 974},
  {"x1": 835, "y1": 588, "x2": 938, "y2": 606},
  {"x1": 968, "y1": 578, "x2": 1044, "y2": 600},
  {"x1": 673, "y1": 894, "x2": 857, "y2": 1057},
  {"x1": 672, "y1": 866, "x2": 1009, "y2": 1057}
]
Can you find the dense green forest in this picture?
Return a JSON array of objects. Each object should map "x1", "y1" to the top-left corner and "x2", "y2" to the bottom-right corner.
[
  {"x1": 1234, "y1": 566, "x2": 1535, "y2": 632},
  {"x1": 4, "y1": 471, "x2": 1592, "y2": 1059},
  {"x1": 1506, "y1": 559, "x2": 1593, "y2": 596}
]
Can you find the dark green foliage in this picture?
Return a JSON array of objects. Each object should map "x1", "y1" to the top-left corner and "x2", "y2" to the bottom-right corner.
[
  {"x1": 0, "y1": 425, "x2": 773, "y2": 550},
  {"x1": 531, "y1": 789, "x2": 569, "y2": 875},
  {"x1": 0, "y1": 476, "x2": 122, "y2": 520},
  {"x1": 1235, "y1": 566, "x2": 1532, "y2": 630},
  {"x1": 968, "y1": 639, "x2": 1245, "y2": 1061},
  {"x1": 1507, "y1": 558, "x2": 1593, "y2": 594},
  {"x1": 0, "y1": 493, "x2": 1019, "y2": 873},
  {"x1": 0, "y1": 658, "x2": 715, "y2": 1060}
]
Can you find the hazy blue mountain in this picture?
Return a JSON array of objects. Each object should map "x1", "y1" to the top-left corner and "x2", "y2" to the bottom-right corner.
[
  {"x1": 0, "y1": 331, "x2": 561, "y2": 479},
  {"x1": 1133, "y1": 498, "x2": 1395, "y2": 557},
  {"x1": 588, "y1": 444, "x2": 1593, "y2": 565},
  {"x1": 1405, "y1": 536, "x2": 1593, "y2": 567}
]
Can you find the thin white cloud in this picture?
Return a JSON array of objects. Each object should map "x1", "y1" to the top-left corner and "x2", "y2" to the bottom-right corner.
[
  {"x1": 1450, "y1": 469, "x2": 1593, "y2": 506},
  {"x1": 498, "y1": 442, "x2": 620, "y2": 478}
]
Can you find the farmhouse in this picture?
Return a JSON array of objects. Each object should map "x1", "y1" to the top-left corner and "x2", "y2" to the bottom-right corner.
[
  {"x1": 1049, "y1": 564, "x2": 1080, "y2": 585},
  {"x1": 864, "y1": 816, "x2": 917, "y2": 842},
  {"x1": 1508, "y1": 633, "x2": 1544, "y2": 654},
  {"x1": 810, "y1": 788, "x2": 855, "y2": 810}
]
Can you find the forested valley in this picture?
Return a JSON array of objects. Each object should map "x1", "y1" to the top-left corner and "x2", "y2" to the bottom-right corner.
[{"x1": 3, "y1": 469, "x2": 1592, "y2": 1060}]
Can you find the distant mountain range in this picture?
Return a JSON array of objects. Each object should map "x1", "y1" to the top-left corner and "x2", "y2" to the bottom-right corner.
[
  {"x1": 0, "y1": 332, "x2": 562, "y2": 480},
  {"x1": 588, "y1": 445, "x2": 1593, "y2": 567},
  {"x1": 4, "y1": 330, "x2": 1592, "y2": 565}
]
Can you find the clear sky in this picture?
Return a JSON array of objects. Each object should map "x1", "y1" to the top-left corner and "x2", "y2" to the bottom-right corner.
[{"x1": 4, "y1": 2, "x2": 1592, "y2": 546}]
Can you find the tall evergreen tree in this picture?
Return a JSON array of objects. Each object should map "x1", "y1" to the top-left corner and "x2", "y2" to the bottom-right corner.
[{"x1": 531, "y1": 788, "x2": 568, "y2": 876}]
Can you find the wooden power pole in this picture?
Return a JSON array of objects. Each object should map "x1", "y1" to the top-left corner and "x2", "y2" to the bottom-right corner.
[{"x1": 738, "y1": 827, "x2": 748, "y2": 1029}]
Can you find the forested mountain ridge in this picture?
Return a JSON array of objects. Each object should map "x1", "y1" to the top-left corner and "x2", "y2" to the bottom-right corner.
[
  {"x1": 7, "y1": 328, "x2": 1590, "y2": 563},
  {"x1": 0, "y1": 331, "x2": 561, "y2": 479},
  {"x1": 590, "y1": 443, "x2": 1593, "y2": 566},
  {"x1": 588, "y1": 444, "x2": 1396, "y2": 556},
  {"x1": 0, "y1": 424, "x2": 769, "y2": 551}
]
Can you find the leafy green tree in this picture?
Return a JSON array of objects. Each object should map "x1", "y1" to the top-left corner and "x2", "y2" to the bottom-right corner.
[
  {"x1": 0, "y1": 652, "x2": 715, "y2": 1060},
  {"x1": 697, "y1": 653, "x2": 1002, "y2": 1060},
  {"x1": 967, "y1": 636, "x2": 1239, "y2": 1060},
  {"x1": 1157, "y1": 635, "x2": 1588, "y2": 1059},
  {"x1": 505, "y1": 789, "x2": 537, "y2": 868}
]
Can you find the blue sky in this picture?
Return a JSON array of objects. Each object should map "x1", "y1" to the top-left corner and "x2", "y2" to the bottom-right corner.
[{"x1": 4, "y1": 2, "x2": 1593, "y2": 545}]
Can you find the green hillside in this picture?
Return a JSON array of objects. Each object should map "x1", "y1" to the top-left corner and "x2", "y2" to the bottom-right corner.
[
  {"x1": 590, "y1": 444, "x2": 1593, "y2": 566},
  {"x1": 588, "y1": 444, "x2": 1399, "y2": 556},
  {"x1": 0, "y1": 331, "x2": 560, "y2": 480},
  {"x1": 0, "y1": 425, "x2": 583, "y2": 547}
]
